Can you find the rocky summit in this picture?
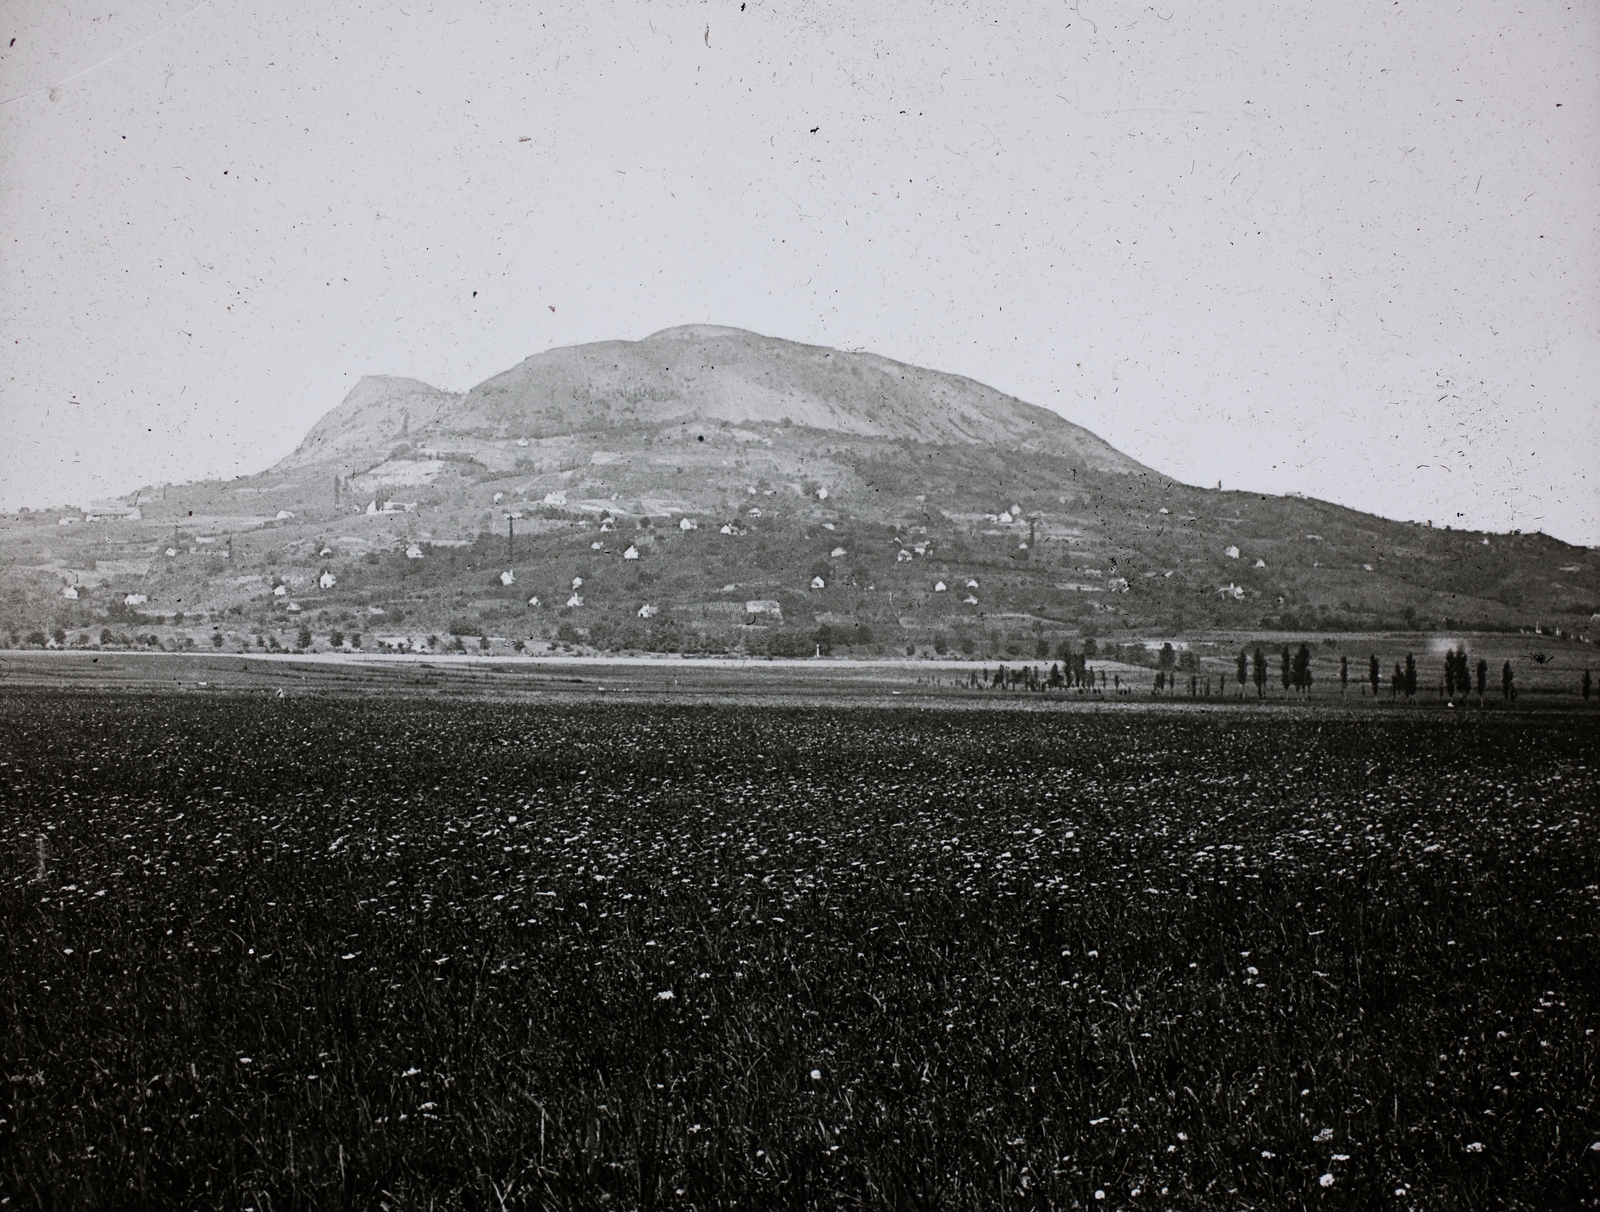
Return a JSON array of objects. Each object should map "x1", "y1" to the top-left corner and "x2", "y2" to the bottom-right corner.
[{"x1": 3, "y1": 327, "x2": 1594, "y2": 656}]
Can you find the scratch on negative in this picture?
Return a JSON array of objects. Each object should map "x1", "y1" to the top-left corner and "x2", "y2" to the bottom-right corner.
[{"x1": 0, "y1": 0, "x2": 214, "y2": 108}]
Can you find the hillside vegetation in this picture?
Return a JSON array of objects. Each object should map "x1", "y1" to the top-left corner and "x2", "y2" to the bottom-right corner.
[{"x1": 2, "y1": 328, "x2": 1594, "y2": 657}]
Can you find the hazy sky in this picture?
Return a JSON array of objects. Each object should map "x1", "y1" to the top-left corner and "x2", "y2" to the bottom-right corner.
[{"x1": 3, "y1": 0, "x2": 1596, "y2": 543}]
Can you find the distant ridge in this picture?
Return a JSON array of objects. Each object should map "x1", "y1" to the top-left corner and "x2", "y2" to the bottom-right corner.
[{"x1": 278, "y1": 326, "x2": 1148, "y2": 477}]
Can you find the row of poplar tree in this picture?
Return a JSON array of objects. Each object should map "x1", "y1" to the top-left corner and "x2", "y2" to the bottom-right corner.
[{"x1": 1230, "y1": 644, "x2": 1521, "y2": 701}]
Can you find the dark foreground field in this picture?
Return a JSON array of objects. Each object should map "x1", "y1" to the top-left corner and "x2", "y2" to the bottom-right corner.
[{"x1": 2, "y1": 696, "x2": 1597, "y2": 1210}]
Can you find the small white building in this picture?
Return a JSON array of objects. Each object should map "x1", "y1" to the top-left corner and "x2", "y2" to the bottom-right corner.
[
  {"x1": 964, "y1": 594, "x2": 979, "y2": 605},
  {"x1": 679, "y1": 517, "x2": 697, "y2": 531},
  {"x1": 406, "y1": 543, "x2": 424, "y2": 559},
  {"x1": 623, "y1": 545, "x2": 640, "y2": 560},
  {"x1": 320, "y1": 570, "x2": 337, "y2": 590},
  {"x1": 831, "y1": 546, "x2": 847, "y2": 558},
  {"x1": 566, "y1": 593, "x2": 584, "y2": 607},
  {"x1": 637, "y1": 603, "x2": 658, "y2": 619},
  {"x1": 1253, "y1": 558, "x2": 1267, "y2": 568},
  {"x1": 528, "y1": 595, "x2": 541, "y2": 606},
  {"x1": 276, "y1": 510, "x2": 295, "y2": 521},
  {"x1": 1224, "y1": 545, "x2": 1240, "y2": 559},
  {"x1": 572, "y1": 576, "x2": 584, "y2": 589},
  {"x1": 591, "y1": 540, "x2": 604, "y2": 550},
  {"x1": 273, "y1": 584, "x2": 288, "y2": 597},
  {"x1": 1218, "y1": 583, "x2": 1245, "y2": 601},
  {"x1": 810, "y1": 576, "x2": 825, "y2": 590},
  {"x1": 933, "y1": 580, "x2": 947, "y2": 592},
  {"x1": 966, "y1": 579, "x2": 979, "y2": 589},
  {"x1": 896, "y1": 549, "x2": 913, "y2": 563},
  {"x1": 816, "y1": 487, "x2": 829, "y2": 500},
  {"x1": 500, "y1": 570, "x2": 515, "y2": 586},
  {"x1": 62, "y1": 585, "x2": 79, "y2": 599}
]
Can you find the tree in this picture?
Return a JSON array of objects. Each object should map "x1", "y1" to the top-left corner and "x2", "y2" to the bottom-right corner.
[
  {"x1": 1502, "y1": 660, "x2": 1515, "y2": 702},
  {"x1": 1444, "y1": 649, "x2": 1457, "y2": 698},
  {"x1": 1369, "y1": 654, "x2": 1380, "y2": 697},
  {"x1": 1340, "y1": 655, "x2": 1349, "y2": 695},
  {"x1": 1236, "y1": 649, "x2": 1248, "y2": 698},
  {"x1": 1252, "y1": 647, "x2": 1267, "y2": 698},
  {"x1": 330, "y1": 630, "x2": 344, "y2": 649},
  {"x1": 1582, "y1": 668, "x2": 1592, "y2": 701},
  {"x1": 1404, "y1": 653, "x2": 1417, "y2": 699},
  {"x1": 1476, "y1": 658, "x2": 1487, "y2": 698},
  {"x1": 296, "y1": 624, "x2": 313, "y2": 650},
  {"x1": 1280, "y1": 646, "x2": 1292, "y2": 693},
  {"x1": 1292, "y1": 643, "x2": 1313, "y2": 693},
  {"x1": 1159, "y1": 642, "x2": 1176, "y2": 672}
]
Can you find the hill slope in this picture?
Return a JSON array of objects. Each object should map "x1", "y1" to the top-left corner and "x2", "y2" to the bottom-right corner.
[{"x1": 2, "y1": 327, "x2": 1595, "y2": 659}]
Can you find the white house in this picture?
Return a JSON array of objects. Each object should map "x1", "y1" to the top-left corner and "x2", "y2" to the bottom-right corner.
[
  {"x1": 810, "y1": 576, "x2": 825, "y2": 590},
  {"x1": 679, "y1": 517, "x2": 698, "y2": 531},
  {"x1": 542, "y1": 491, "x2": 567, "y2": 506},
  {"x1": 831, "y1": 546, "x2": 847, "y2": 558},
  {"x1": 623, "y1": 545, "x2": 640, "y2": 560},
  {"x1": 124, "y1": 593, "x2": 148, "y2": 606},
  {"x1": 637, "y1": 603, "x2": 658, "y2": 619},
  {"x1": 816, "y1": 487, "x2": 829, "y2": 500},
  {"x1": 166, "y1": 547, "x2": 178, "y2": 558},
  {"x1": 963, "y1": 594, "x2": 979, "y2": 605},
  {"x1": 896, "y1": 549, "x2": 913, "y2": 563},
  {"x1": 966, "y1": 579, "x2": 979, "y2": 589},
  {"x1": 527, "y1": 595, "x2": 541, "y2": 606},
  {"x1": 273, "y1": 584, "x2": 288, "y2": 597},
  {"x1": 1253, "y1": 558, "x2": 1267, "y2": 568},
  {"x1": 406, "y1": 543, "x2": 424, "y2": 559},
  {"x1": 62, "y1": 585, "x2": 78, "y2": 599},
  {"x1": 933, "y1": 581, "x2": 947, "y2": 592},
  {"x1": 748, "y1": 507, "x2": 763, "y2": 517},
  {"x1": 366, "y1": 500, "x2": 378, "y2": 515},
  {"x1": 1224, "y1": 545, "x2": 1240, "y2": 559},
  {"x1": 591, "y1": 540, "x2": 604, "y2": 550},
  {"x1": 500, "y1": 570, "x2": 515, "y2": 586},
  {"x1": 1218, "y1": 583, "x2": 1245, "y2": 601},
  {"x1": 276, "y1": 510, "x2": 295, "y2": 521},
  {"x1": 320, "y1": 570, "x2": 337, "y2": 590},
  {"x1": 566, "y1": 593, "x2": 584, "y2": 607},
  {"x1": 571, "y1": 576, "x2": 584, "y2": 589}
]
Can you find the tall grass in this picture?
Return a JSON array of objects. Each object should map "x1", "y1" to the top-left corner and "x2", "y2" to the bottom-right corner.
[{"x1": 2, "y1": 697, "x2": 1597, "y2": 1209}]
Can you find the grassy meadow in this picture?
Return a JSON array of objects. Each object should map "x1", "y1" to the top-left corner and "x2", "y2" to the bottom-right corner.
[{"x1": 2, "y1": 694, "x2": 1597, "y2": 1210}]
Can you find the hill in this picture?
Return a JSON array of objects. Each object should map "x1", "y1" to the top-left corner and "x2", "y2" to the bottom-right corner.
[{"x1": 2, "y1": 326, "x2": 1595, "y2": 660}]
